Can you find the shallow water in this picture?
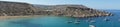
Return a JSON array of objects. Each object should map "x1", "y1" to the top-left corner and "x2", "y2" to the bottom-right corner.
[{"x1": 0, "y1": 10, "x2": 120, "y2": 27}]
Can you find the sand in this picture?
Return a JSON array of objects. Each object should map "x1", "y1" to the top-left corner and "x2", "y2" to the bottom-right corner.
[{"x1": 0, "y1": 16, "x2": 34, "y2": 20}]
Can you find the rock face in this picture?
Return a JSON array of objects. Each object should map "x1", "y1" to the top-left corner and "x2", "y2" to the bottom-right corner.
[{"x1": 0, "y1": 1, "x2": 36, "y2": 16}]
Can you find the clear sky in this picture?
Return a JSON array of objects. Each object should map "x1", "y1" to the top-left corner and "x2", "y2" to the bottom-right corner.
[{"x1": 0, "y1": 0, "x2": 120, "y2": 9}]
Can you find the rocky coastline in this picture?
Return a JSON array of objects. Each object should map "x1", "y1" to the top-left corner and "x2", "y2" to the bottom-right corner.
[{"x1": 0, "y1": 1, "x2": 112, "y2": 18}]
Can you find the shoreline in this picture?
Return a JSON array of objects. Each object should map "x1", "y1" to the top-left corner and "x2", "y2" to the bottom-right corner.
[
  {"x1": 0, "y1": 14, "x2": 113, "y2": 20},
  {"x1": 0, "y1": 16, "x2": 31, "y2": 20},
  {"x1": 0, "y1": 15, "x2": 43, "y2": 20},
  {"x1": 0, "y1": 15, "x2": 55, "y2": 19}
]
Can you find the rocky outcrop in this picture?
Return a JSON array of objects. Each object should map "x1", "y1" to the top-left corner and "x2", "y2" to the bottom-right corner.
[
  {"x1": 33, "y1": 5, "x2": 112, "y2": 18},
  {"x1": 0, "y1": 1, "x2": 36, "y2": 16},
  {"x1": 51, "y1": 6, "x2": 111, "y2": 18}
]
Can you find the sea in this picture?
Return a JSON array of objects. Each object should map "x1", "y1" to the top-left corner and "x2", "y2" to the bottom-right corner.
[{"x1": 0, "y1": 10, "x2": 120, "y2": 27}]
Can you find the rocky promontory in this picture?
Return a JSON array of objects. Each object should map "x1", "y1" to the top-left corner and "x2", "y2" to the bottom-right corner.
[
  {"x1": 0, "y1": 1, "x2": 112, "y2": 18},
  {"x1": 34, "y1": 4, "x2": 112, "y2": 18}
]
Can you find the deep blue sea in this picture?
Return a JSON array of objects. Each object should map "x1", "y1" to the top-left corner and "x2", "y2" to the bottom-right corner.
[{"x1": 0, "y1": 10, "x2": 120, "y2": 27}]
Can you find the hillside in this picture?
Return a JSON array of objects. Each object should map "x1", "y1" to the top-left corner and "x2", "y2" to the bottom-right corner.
[
  {"x1": 33, "y1": 4, "x2": 112, "y2": 18},
  {"x1": 0, "y1": 1, "x2": 112, "y2": 18},
  {"x1": 0, "y1": 1, "x2": 36, "y2": 16}
]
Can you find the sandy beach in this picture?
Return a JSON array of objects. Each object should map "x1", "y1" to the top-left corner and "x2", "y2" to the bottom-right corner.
[
  {"x1": 0, "y1": 16, "x2": 35, "y2": 20},
  {"x1": 0, "y1": 15, "x2": 48, "y2": 20}
]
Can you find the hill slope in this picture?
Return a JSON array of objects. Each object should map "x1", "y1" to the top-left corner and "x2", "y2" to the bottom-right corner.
[
  {"x1": 33, "y1": 4, "x2": 112, "y2": 18},
  {"x1": 0, "y1": 1, "x2": 36, "y2": 16},
  {"x1": 0, "y1": 1, "x2": 112, "y2": 18}
]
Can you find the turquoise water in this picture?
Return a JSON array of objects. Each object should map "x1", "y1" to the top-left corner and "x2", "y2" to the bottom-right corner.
[{"x1": 0, "y1": 10, "x2": 120, "y2": 27}]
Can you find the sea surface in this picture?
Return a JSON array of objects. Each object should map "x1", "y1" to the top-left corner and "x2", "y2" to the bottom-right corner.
[{"x1": 0, "y1": 10, "x2": 120, "y2": 27}]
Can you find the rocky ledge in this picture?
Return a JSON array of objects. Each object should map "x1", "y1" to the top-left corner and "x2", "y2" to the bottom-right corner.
[{"x1": 0, "y1": 1, "x2": 112, "y2": 18}]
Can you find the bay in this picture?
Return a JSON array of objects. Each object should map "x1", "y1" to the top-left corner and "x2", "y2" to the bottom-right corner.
[{"x1": 0, "y1": 10, "x2": 120, "y2": 27}]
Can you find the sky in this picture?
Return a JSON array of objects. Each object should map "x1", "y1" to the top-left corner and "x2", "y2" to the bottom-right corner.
[{"x1": 0, "y1": 0, "x2": 120, "y2": 10}]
